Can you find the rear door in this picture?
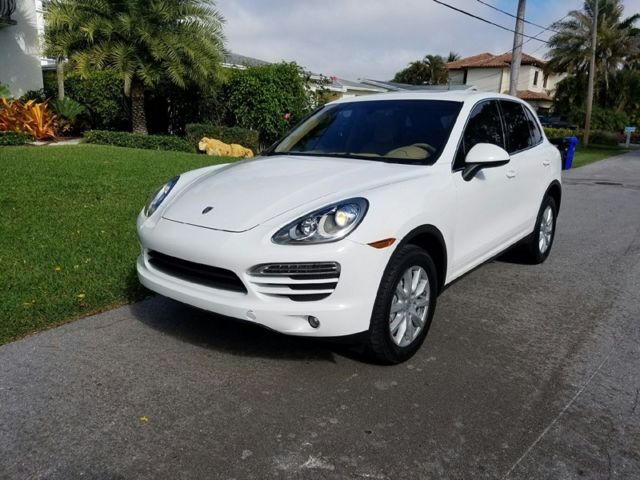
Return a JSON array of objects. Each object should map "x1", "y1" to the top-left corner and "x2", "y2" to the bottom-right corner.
[
  {"x1": 499, "y1": 100, "x2": 546, "y2": 234},
  {"x1": 451, "y1": 100, "x2": 520, "y2": 276}
]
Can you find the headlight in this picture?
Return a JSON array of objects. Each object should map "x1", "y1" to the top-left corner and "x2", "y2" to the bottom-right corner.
[
  {"x1": 272, "y1": 198, "x2": 369, "y2": 245},
  {"x1": 144, "y1": 176, "x2": 179, "y2": 217}
]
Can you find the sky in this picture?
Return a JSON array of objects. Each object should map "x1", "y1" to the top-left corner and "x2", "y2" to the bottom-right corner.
[{"x1": 216, "y1": 0, "x2": 640, "y2": 81}]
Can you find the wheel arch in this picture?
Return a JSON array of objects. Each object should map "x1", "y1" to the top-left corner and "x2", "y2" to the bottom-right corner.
[
  {"x1": 545, "y1": 180, "x2": 562, "y2": 213},
  {"x1": 397, "y1": 225, "x2": 448, "y2": 294}
]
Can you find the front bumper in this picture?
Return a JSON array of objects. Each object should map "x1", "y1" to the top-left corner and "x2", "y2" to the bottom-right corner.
[{"x1": 137, "y1": 216, "x2": 392, "y2": 337}]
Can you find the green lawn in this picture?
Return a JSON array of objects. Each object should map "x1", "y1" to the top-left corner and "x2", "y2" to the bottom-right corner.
[
  {"x1": 572, "y1": 145, "x2": 629, "y2": 168},
  {"x1": 0, "y1": 144, "x2": 235, "y2": 345}
]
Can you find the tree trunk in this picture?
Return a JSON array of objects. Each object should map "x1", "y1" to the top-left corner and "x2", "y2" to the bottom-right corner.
[
  {"x1": 56, "y1": 59, "x2": 65, "y2": 101},
  {"x1": 130, "y1": 79, "x2": 148, "y2": 135}
]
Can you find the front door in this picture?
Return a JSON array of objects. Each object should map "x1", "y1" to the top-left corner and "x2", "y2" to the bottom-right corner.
[{"x1": 451, "y1": 100, "x2": 520, "y2": 277}]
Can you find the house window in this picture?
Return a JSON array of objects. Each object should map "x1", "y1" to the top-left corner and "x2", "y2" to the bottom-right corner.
[
  {"x1": 463, "y1": 69, "x2": 468, "y2": 85},
  {"x1": 543, "y1": 75, "x2": 548, "y2": 88},
  {"x1": 533, "y1": 71, "x2": 539, "y2": 86}
]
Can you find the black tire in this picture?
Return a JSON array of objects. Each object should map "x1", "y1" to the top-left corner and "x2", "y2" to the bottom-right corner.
[
  {"x1": 519, "y1": 196, "x2": 558, "y2": 264},
  {"x1": 366, "y1": 245, "x2": 438, "y2": 364}
]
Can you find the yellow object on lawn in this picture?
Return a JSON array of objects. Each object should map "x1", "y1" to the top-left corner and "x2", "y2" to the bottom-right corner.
[{"x1": 198, "y1": 137, "x2": 254, "y2": 158}]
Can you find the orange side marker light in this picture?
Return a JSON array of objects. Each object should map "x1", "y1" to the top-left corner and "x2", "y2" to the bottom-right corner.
[{"x1": 368, "y1": 238, "x2": 396, "y2": 249}]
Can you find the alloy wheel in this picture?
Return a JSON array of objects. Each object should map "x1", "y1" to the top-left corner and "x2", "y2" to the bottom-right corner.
[
  {"x1": 538, "y1": 205, "x2": 554, "y2": 254},
  {"x1": 389, "y1": 266, "x2": 430, "y2": 347}
]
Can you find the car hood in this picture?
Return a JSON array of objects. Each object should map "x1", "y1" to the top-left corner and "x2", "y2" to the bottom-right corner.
[{"x1": 162, "y1": 155, "x2": 420, "y2": 232}]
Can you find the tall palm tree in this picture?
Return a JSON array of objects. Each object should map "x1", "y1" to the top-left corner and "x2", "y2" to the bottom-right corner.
[
  {"x1": 392, "y1": 54, "x2": 450, "y2": 85},
  {"x1": 546, "y1": 0, "x2": 639, "y2": 89},
  {"x1": 424, "y1": 55, "x2": 448, "y2": 85},
  {"x1": 446, "y1": 51, "x2": 461, "y2": 63},
  {"x1": 46, "y1": 0, "x2": 225, "y2": 133},
  {"x1": 43, "y1": 0, "x2": 91, "y2": 100}
]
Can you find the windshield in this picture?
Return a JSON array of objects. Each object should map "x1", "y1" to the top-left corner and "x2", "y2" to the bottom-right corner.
[{"x1": 271, "y1": 99, "x2": 462, "y2": 164}]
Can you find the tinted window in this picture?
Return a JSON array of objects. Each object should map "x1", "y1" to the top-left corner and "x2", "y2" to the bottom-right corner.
[
  {"x1": 500, "y1": 101, "x2": 532, "y2": 153},
  {"x1": 523, "y1": 106, "x2": 543, "y2": 146},
  {"x1": 273, "y1": 100, "x2": 463, "y2": 165},
  {"x1": 455, "y1": 100, "x2": 504, "y2": 167}
]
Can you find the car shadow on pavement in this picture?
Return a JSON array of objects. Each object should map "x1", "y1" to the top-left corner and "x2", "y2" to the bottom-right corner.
[{"x1": 130, "y1": 295, "x2": 364, "y2": 363}]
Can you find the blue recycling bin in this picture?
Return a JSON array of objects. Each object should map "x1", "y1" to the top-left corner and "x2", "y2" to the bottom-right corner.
[{"x1": 564, "y1": 136, "x2": 578, "y2": 170}]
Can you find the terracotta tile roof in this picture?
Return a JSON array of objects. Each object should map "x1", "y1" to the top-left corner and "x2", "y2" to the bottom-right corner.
[
  {"x1": 447, "y1": 52, "x2": 546, "y2": 70},
  {"x1": 506, "y1": 89, "x2": 553, "y2": 101}
]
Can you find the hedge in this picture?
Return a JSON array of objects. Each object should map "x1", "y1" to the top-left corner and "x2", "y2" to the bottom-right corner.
[
  {"x1": 543, "y1": 127, "x2": 621, "y2": 147},
  {"x1": 83, "y1": 130, "x2": 193, "y2": 152},
  {"x1": 185, "y1": 123, "x2": 260, "y2": 152},
  {"x1": 543, "y1": 127, "x2": 580, "y2": 139},
  {"x1": 588, "y1": 130, "x2": 620, "y2": 146},
  {"x1": 0, "y1": 131, "x2": 32, "y2": 146}
]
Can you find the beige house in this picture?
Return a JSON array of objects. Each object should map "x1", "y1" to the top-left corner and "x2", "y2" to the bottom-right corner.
[
  {"x1": 447, "y1": 52, "x2": 564, "y2": 112},
  {"x1": 0, "y1": 0, "x2": 44, "y2": 97}
]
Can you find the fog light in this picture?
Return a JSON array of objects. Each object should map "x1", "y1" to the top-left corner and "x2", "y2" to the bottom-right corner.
[{"x1": 307, "y1": 315, "x2": 320, "y2": 328}]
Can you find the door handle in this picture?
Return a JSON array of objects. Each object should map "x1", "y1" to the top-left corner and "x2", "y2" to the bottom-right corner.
[
  {"x1": 543, "y1": 159, "x2": 551, "y2": 166},
  {"x1": 506, "y1": 170, "x2": 517, "y2": 178}
]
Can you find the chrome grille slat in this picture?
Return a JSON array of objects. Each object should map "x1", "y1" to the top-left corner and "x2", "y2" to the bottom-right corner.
[{"x1": 248, "y1": 262, "x2": 340, "y2": 302}]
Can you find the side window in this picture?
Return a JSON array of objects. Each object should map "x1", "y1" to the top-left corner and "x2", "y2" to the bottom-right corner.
[
  {"x1": 500, "y1": 101, "x2": 533, "y2": 153},
  {"x1": 455, "y1": 100, "x2": 504, "y2": 168},
  {"x1": 523, "y1": 106, "x2": 543, "y2": 146}
]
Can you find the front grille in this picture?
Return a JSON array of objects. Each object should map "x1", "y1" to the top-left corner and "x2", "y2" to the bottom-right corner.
[
  {"x1": 147, "y1": 250, "x2": 246, "y2": 293},
  {"x1": 248, "y1": 262, "x2": 340, "y2": 302}
]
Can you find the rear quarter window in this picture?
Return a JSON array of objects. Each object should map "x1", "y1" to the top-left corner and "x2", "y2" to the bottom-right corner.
[
  {"x1": 500, "y1": 100, "x2": 536, "y2": 153},
  {"x1": 523, "y1": 106, "x2": 543, "y2": 146}
]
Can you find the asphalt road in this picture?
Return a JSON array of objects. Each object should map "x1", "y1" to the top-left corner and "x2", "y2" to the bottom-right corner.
[{"x1": 2, "y1": 152, "x2": 640, "y2": 480}]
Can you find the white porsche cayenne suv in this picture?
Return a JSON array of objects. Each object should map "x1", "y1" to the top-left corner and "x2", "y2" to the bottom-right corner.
[{"x1": 137, "y1": 91, "x2": 561, "y2": 363}]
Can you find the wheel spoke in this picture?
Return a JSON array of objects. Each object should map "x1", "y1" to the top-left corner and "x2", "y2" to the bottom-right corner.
[
  {"x1": 411, "y1": 268, "x2": 421, "y2": 293},
  {"x1": 390, "y1": 313, "x2": 403, "y2": 333},
  {"x1": 410, "y1": 312, "x2": 425, "y2": 328},
  {"x1": 414, "y1": 296, "x2": 429, "y2": 307},
  {"x1": 394, "y1": 317, "x2": 407, "y2": 343},
  {"x1": 390, "y1": 301, "x2": 403, "y2": 314},
  {"x1": 402, "y1": 270, "x2": 412, "y2": 297},
  {"x1": 414, "y1": 279, "x2": 428, "y2": 297},
  {"x1": 404, "y1": 317, "x2": 414, "y2": 340}
]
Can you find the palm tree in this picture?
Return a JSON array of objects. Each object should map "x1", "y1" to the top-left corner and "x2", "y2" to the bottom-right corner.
[
  {"x1": 43, "y1": 0, "x2": 90, "y2": 100},
  {"x1": 424, "y1": 55, "x2": 448, "y2": 85},
  {"x1": 446, "y1": 51, "x2": 461, "y2": 63},
  {"x1": 392, "y1": 54, "x2": 450, "y2": 85},
  {"x1": 46, "y1": 0, "x2": 225, "y2": 133},
  {"x1": 546, "y1": 0, "x2": 639, "y2": 89}
]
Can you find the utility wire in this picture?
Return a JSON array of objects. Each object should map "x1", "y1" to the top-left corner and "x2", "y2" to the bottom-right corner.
[
  {"x1": 445, "y1": 12, "x2": 571, "y2": 88},
  {"x1": 432, "y1": 0, "x2": 550, "y2": 44},
  {"x1": 475, "y1": 0, "x2": 560, "y2": 34},
  {"x1": 526, "y1": 12, "x2": 570, "y2": 55}
]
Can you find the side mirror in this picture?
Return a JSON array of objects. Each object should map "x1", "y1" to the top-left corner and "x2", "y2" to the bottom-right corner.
[{"x1": 462, "y1": 143, "x2": 510, "y2": 181}]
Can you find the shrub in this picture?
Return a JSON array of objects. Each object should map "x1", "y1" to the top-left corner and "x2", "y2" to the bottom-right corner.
[
  {"x1": 185, "y1": 123, "x2": 260, "y2": 152},
  {"x1": 61, "y1": 71, "x2": 129, "y2": 131},
  {"x1": 50, "y1": 97, "x2": 86, "y2": 120},
  {"x1": 570, "y1": 106, "x2": 629, "y2": 132},
  {"x1": 50, "y1": 97, "x2": 88, "y2": 135},
  {"x1": 0, "y1": 98, "x2": 58, "y2": 139},
  {"x1": 221, "y1": 62, "x2": 313, "y2": 145},
  {"x1": 543, "y1": 127, "x2": 580, "y2": 139},
  {"x1": 587, "y1": 130, "x2": 620, "y2": 146},
  {"x1": 0, "y1": 131, "x2": 31, "y2": 146},
  {"x1": 19, "y1": 89, "x2": 48, "y2": 102},
  {"x1": 145, "y1": 79, "x2": 225, "y2": 135},
  {"x1": 83, "y1": 130, "x2": 192, "y2": 152}
]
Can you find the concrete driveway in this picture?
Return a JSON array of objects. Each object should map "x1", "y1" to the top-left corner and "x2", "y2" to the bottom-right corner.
[{"x1": 2, "y1": 152, "x2": 639, "y2": 480}]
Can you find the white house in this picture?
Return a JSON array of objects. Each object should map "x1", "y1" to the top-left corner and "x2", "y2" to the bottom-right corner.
[
  {"x1": 0, "y1": 0, "x2": 44, "y2": 97},
  {"x1": 447, "y1": 52, "x2": 564, "y2": 112}
]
